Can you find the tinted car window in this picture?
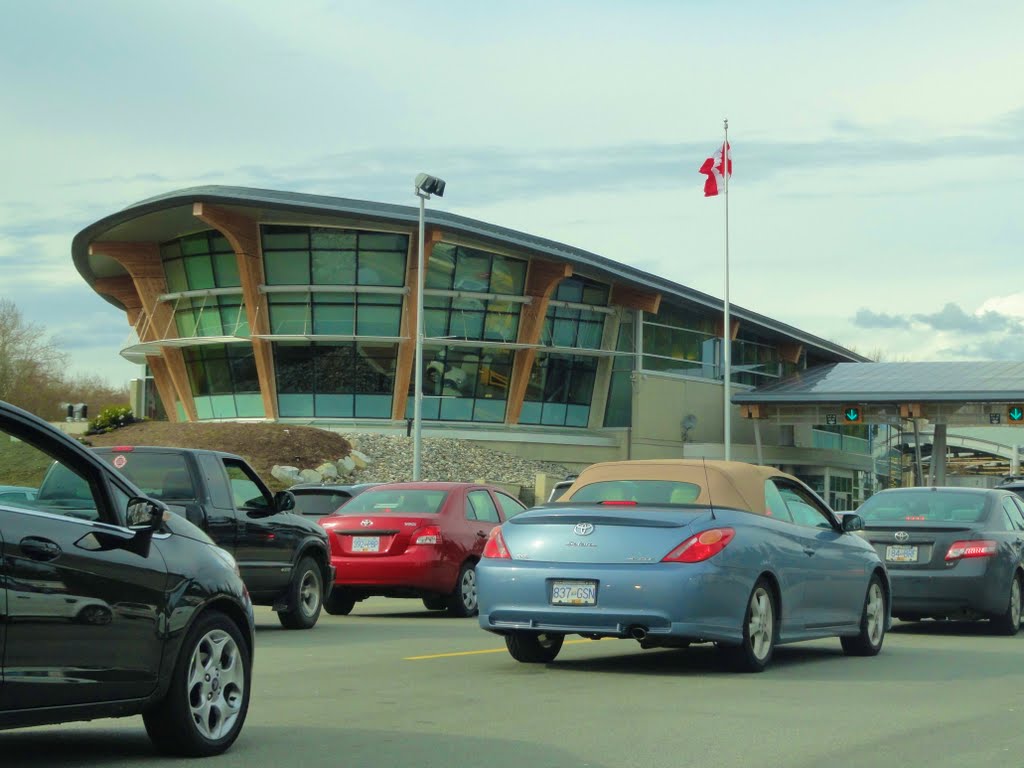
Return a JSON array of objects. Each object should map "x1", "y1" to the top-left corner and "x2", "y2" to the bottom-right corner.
[
  {"x1": 341, "y1": 489, "x2": 448, "y2": 514},
  {"x1": 495, "y1": 491, "x2": 527, "y2": 519},
  {"x1": 1002, "y1": 497, "x2": 1024, "y2": 531},
  {"x1": 777, "y1": 483, "x2": 833, "y2": 529},
  {"x1": 224, "y1": 460, "x2": 271, "y2": 510},
  {"x1": 764, "y1": 481, "x2": 794, "y2": 522},
  {"x1": 97, "y1": 451, "x2": 196, "y2": 501},
  {"x1": 292, "y1": 490, "x2": 353, "y2": 517},
  {"x1": 858, "y1": 491, "x2": 988, "y2": 523},
  {"x1": 468, "y1": 490, "x2": 500, "y2": 522},
  {"x1": 3, "y1": 428, "x2": 103, "y2": 522},
  {"x1": 568, "y1": 480, "x2": 701, "y2": 504}
]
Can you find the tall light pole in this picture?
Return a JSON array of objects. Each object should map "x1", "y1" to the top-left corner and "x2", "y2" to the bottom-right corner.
[{"x1": 412, "y1": 173, "x2": 446, "y2": 481}]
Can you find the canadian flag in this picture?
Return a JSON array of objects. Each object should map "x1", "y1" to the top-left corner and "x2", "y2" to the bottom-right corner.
[{"x1": 699, "y1": 142, "x2": 732, "y2": 197}]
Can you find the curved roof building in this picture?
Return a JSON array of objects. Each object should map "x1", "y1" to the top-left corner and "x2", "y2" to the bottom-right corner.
[{"x1": 73, "y1": 186, "x2": 878, "y2": 503}]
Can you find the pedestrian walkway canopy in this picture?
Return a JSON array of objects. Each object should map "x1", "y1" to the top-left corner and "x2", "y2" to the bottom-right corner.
[{"x1": 733, "y1": 361, "x2": 1024, "y2": 428}]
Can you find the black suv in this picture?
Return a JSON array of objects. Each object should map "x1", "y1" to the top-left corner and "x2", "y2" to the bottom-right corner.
[{"x1": 0, "y1": 401, "x2": 254, "y2": 756}]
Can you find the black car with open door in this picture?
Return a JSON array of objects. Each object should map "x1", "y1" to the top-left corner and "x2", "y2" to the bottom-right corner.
[{"x1": 0, "y1": 400, "x2": 255, "y2": 756}]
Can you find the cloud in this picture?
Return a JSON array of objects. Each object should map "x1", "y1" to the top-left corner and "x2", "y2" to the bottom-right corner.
[
  {"x1": 912, "y1": 302, "x2": 1021, "y2": 334},
  {"x1": 853, "y1": 309, "x2": 912, "y2": 329}
]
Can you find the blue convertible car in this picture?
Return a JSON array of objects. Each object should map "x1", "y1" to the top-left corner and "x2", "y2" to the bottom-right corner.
[{"x1": 477, "y1": 460, "x2": 890, "y2": 672}]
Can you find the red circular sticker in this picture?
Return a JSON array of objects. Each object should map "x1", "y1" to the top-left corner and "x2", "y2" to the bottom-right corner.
[{"x1": 113, "y1": 455, "x2": 128, "y2": 469}]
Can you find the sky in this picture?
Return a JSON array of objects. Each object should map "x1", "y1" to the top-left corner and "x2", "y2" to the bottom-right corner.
[{"x1": 1, "y1": 0, "x2": 1022, "y2": 386}]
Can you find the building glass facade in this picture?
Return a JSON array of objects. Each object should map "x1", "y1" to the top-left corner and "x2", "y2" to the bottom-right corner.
[
  {"x1": 183, "y1": 343, "x2": 263, "y2": 419},
  {"x1": 407, "y1": 345, "x2": 513, "y2": 423},
  {"x1": 273, "y1": 342, "x2": 397, "y2": 418}
]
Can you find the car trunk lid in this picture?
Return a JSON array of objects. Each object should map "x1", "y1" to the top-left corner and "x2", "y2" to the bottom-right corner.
[
  {"x1": 501, "y1": 505, "x2": 714, "y2": 564},
  {"x1": 325, "y1": 514, "x2": 439, "y2": 556},
  {"x1": 857, "y1": 522, "x2": 981, "y2": 570}
]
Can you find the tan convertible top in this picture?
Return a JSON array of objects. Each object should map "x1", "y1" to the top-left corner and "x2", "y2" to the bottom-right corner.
[{"x1": 560, "y1": 459, "x2": 803, "y2": 516}]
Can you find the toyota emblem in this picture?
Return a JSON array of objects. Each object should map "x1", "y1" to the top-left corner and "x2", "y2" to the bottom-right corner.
[
  {"x1": 360, "y1": 519, "x2": 374, "y2": 527},
  {"x1": 573, "y1": 522, "x2": 595, "y2": 536},
  {"x1": 894, "y1": 531, "x2": 910, "y2": 542}
]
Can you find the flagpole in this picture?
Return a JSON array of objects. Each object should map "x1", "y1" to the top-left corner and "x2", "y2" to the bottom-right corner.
[{"x1": 722, "y1": 118, "x2": 731, "y2": 461}]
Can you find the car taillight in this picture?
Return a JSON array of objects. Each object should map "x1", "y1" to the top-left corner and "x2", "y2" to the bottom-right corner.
[
  {"x1": 112, "y1": 446, "x2": 134, "y2": 452},
  {"x1": 662, "y1": 527, "x2": 735, "y2": 563},
  {"x1": 599, "y1": 500, "x2": 637, "y2": 506},
  {"x1": 413, "y1": 525, "x2": 442, "y2": 545},
  {"x1": 482, "y1": 527, "x2": 511, "y2": 559},
  {"x1": 945, "y1": 540, "x2": 998, "y2": 561}
]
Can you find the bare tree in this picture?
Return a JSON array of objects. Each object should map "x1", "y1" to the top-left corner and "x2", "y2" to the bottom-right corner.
[{"x1": 0, "y1": 299, "x2": 68, "y2": 415}]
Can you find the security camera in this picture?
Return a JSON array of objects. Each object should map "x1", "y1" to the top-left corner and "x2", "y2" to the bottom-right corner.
[{"x1": 414, "y1": 173, "x2": 446, "y2": 197}]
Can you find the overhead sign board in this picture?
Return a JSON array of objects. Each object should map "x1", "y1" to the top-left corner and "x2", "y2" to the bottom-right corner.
[{"x1": 825, "y1": 414, "x2": 837, "y2": 426}]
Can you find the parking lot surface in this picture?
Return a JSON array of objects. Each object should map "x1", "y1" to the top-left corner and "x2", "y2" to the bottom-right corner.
[{"x1": 4, "y1": 599, "x2": 1024, "y2": 768}]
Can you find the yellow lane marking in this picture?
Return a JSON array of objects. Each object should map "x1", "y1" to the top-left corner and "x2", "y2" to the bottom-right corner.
[{"x1": 405, "y1": 638, "x2": 615, "y2": 661}]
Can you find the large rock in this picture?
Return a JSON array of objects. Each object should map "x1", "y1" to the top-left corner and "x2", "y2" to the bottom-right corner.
[
  {"x1": 350, "y1": 450, "x2": 371, "y2": 470},
  {"x1": 299, "y1": 468, "x2": 323, "y2": 484},
  {"x1": 272, "y1": 465, "x2": 302, "y2": 485},
  {"x1": 337, "y1": 456, "x2": 357, "y2": 476},
  {"x1": 316, "y1": 462, "x2": 339, "y2": 480}
]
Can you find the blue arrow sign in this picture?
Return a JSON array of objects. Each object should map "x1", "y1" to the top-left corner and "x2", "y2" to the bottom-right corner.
[
  {"x1": 845, "y1": 408, "x2": 859, "y2": 421},
  {"x1": 1010, "y1": 407, "x2": 1023, "y2": 422}
]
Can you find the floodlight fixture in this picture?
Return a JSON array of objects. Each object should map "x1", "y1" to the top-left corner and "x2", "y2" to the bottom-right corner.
[{"x1": 415, "y1": 173, "x2": 446, "y2": 198}]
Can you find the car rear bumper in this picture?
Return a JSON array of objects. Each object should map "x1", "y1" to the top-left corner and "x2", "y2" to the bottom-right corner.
[
  {"x1": 889, "y1": 565, "x2": 1003, "y2": 617},
  {"x1": 477, "y1": 560, "x2": 746, "y2": 643},
  {"x1": 330, "y1": 551, "x2": 455, "y2": 594}
]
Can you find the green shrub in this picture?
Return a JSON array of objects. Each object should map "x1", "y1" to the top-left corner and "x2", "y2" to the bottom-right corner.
[{"x1": 86, "y1": 405, "x2": 137, "y2": 435}]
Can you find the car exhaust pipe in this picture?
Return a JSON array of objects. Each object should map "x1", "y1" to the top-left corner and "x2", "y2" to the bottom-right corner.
[{"x1": 627, "y1": 625, "x2": 648, "y2": 641}]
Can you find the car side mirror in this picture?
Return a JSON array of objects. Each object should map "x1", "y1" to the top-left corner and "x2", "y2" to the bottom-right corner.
[
  {"x1": 841, "y1": 513, "x2": 864, "y2": 532},
  {"x1": 274, "y1": 490, "x2": 296, "y2": 513},
  {"x1": 127, "y1": 497, "x2": 167, "y2": 530}
]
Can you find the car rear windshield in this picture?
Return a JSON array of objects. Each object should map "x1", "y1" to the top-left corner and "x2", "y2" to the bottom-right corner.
[
  {"x1": 566, "y1": 480, "x2": 702, "y2": 505},
  {"x1": 292, "y1": 491, "x2": 353, "y2": 517},
  {"x1": 338, "y1": 489, "x2": 448, "y2": 515},
  {"x1": 97, "y1": 451, "x2": 197, "y2": 501},
  {"x1": 857, "y1": 491, "x2": 989, "y2": 523}
]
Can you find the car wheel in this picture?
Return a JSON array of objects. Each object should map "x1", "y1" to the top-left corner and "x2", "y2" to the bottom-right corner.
[
  {"x1": 992, "y1": 571, "x2": 1022, "y2": 636},
  {"x1": 446, "y1": 562, "x2": 478, "y2": 617},
  {"x1": 325, "y1": 590, "x2": 356, "y2": 616},
  {"x1": 143, "y1": 610, "x2": 251, "y2": 757},
  {"x1": 841, "y1": 573, "x2": 887, "y2": 656},
  {"x1": 278, "y1": 557, "x2": 323, "y2": 630},
  {"x1": 722, "y1": 579, "x2": 776, "y2": 673},
  {"x1": 505, "y1": 632, "x2": 564, "y2": 663},
  {"x1": 422, "y1": 596, "x2": 448, "y2": 611}
]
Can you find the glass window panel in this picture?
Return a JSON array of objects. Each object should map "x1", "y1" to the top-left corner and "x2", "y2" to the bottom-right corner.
[
  {"x1": 194, "y1": 396, "x2": 214, "y2": 420},
  {"x1": 566, "y1": 404, "x2": 590, "y2": 427},
  {"x1": 556, "y1": 280, "x2": 583, "y2": 303},
  {"x1": 449, "y1": 310, "x2": 485, "y2": 339},
  {"x1": 453, "y1": 251, "x2": 491, "y2": 293},
  {"x1": 312, "y1": 250, "x2": 356, "y2": 285},
  {"x1": 209, "y1": 234, "x2": 233, "y2": 253},
  {"x1": 185, "y1": 350, "x2": 210, "y2": 396},
  {"x1": 552, "y1": 319, "x2": 577, "y2": 347},
  {"x1": 234, "y1": 394, "x2": 264, "y2": 418},
  {"x1": 473, "y1": 398, "x2": 506, "y2": 422},
  {"x1": 228, "y1": 345, "x2": 259, "y2": 392},
  {"x1": 278, "y1": 394, "x2": 314, "y2": 418},
  {"x1": 165, "y1": 259, "x2": 188, "y2": 292},
  {"x1": 274, "y1": 344, "x2": 315, "y2": 393},
  {"x1": 219, "y1": 302, "x2": 248, "y2": 336},
  {"x1": 519, "y1": 401, "x2": 542, "y2": 424},
  {"x1": 313, "y1": 299, "x2": 355, "y2": 335},
  {"x1": 354, "y1": 394, "x2": 392, "y2": 418},
  {"x1": 175, "y1": 309, "x2": 198, "y2": 337},
  {"x1": 359, "y1": 233, "x2": 407, "y2": 250},
  {"x1": 491, "y1": 256, "x2": 526, "y2": 295},
  {"x1": 357, "y1": 302, "x2": 401, "y2": 336},
  {"x1": 541, "y1": 402, "x2": 568, "y2": 425},
  {"x1": 195, "y1": 304, "x2": 224, "y2": 336},
  {"x1": 604, "y1": 370, "x2": 632, "y2": 428},
  {"x1": 426, "y1": 243, "x2": 456, "y2": 289},
  {"x1": 204, "y1": 356, "x2": 233, "y2": 394},
  {"x1": 180, "y1": 234, "x2": 210, "y2": 256},
  {"x1": 161, "y1": 241, "x2": 182, "y2": 261},
  {"x1": 424, "y1": 308, "x2": 449, "y2": 338},
  {"x1": 210, "y1": 394, "x2": 238, "y2": 419},
  {"x1": 312, "y1": 229, "x2": 357, "y2": 249},
  {"x1": 440, "y1": 397, "x2": 474, "y2": 421},
  {"x1": 262, "y1": 227, "x2": 309, "y2": 249},
  {"x1": 264, "y1": 251, "x2": 310, "y2": 285},
  {"x1": 314, "y1": 345, "x2": 351, "y2": 393},
  {"x1": 269, "y1": 302, "x2": 310, "y2": 335},
  {"x1": 582, "y1": 284, "x2": 609, "y2": 305},
  {"x1": 315, "y1": 394, "x2": 354, "y2": 418},
  {"x1": 184, "y1": 256, "x2": 215, "y2": 290},
  {"x1": 358, "y1": 251, "x2": 405, "y2": 286},
  {"x1": 212, "y1": 252, "x2": 241, "y2": 287},
  {"x1": 576, "y1": 320, "x2": 604, "y2": 349}
]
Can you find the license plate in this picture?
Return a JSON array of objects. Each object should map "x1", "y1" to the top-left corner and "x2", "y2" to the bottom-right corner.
[
  {"x1": 551, "y1": 580, "x2": 597, "y2": 606},
  {"x1": 352, "y1": 536, "x2": 380, "y2": 553},
  {"x1": 886, "y1": 544, "x2": 918, "y2": 563}
]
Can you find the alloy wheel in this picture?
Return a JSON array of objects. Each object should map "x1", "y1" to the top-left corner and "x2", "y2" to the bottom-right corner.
[
  {"x1": 1012, "y1": 578, "x2": 1022, "y2": 627},
  {"x1": 461, "y1": 567, "x2": 478, "y2": 612},
  {"x1": 866, "y1": 582, "x2": 884, "y2": 646},
  {"x1": 299, "y1": 569, "x2": 321, "y2": 618},
  {"x1": 748, "y1": 587, "x2": 774, "y2": 661},
  {"x1": 187, "y1": 629, "x2": 245, "y2": 741}
]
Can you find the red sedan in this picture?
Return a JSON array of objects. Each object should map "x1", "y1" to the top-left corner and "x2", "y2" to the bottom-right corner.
[{"x1": 318, "y1": 482, "x2": 526, "y2": 617}]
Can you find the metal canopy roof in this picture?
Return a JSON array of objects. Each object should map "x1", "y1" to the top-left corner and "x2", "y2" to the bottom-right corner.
[{"x1": 733, "y1": 362, "x2": 1024, "y2": 427}]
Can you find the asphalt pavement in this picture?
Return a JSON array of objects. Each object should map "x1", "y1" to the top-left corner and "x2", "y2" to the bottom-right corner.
[{"x1": 4, "y1": 599, "x2": 1024, "y2": 768}]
